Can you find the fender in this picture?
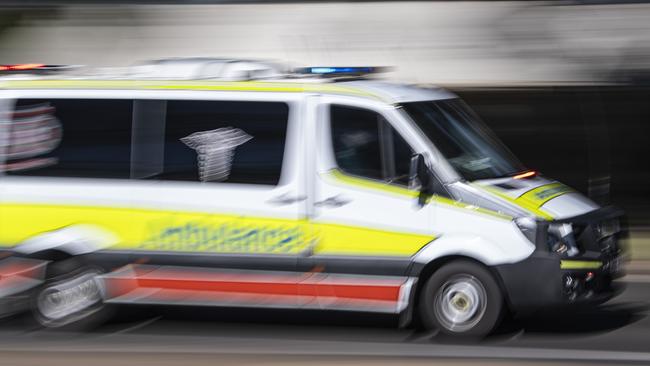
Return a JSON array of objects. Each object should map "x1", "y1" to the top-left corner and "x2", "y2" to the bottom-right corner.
[
  {"x1": 412, "y1": 231, "x2": 534, "y2": 267},
  {"x1": 13, "y1": 224, "x2": 118, "y2": 256}
]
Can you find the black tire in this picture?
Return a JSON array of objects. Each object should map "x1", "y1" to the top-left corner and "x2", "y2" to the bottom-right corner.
[
  {"x1": 418, "y1": 260, "x2": 504, "y2": 338},
  {"x1": 30, "y1": 256, "x2": 112, "y2": 330}
]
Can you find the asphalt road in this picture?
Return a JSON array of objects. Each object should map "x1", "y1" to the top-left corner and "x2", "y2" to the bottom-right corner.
[{"x1": 0, "y1": 277, "x2": 649, "y2": 365}]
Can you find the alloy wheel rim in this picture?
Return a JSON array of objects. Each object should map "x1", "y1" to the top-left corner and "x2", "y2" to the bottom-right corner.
[{"x1": 433, "y1": 274, "x2": 487, "y2": 333}]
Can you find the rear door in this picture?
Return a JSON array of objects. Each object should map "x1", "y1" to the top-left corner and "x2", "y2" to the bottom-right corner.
[
  {"x1": 127, "y1": 97, "x2": 308, "y2": 256},
  {"x1": 114, "y1": 95, "x2": 311, "y2": 307}
]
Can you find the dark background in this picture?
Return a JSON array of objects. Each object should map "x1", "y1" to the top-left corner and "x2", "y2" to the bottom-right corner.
[{"x1": 451, "y1": 85, "x2": 650, "y2": 226}]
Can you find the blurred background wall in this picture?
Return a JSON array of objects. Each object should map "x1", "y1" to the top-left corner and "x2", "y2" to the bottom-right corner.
[
  {"x1": 1, "y1": 1, "x2": 649, "y2": 251},
  {"x1": 2, "y1": 2, "x2": 650, "y2": 84}
]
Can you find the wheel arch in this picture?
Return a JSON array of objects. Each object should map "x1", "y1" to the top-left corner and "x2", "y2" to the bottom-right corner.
[
  {"x1": 12, "y1": 224, "x2": 118, "y2": 257},
  {"x1": 21, "y1": 248, "x2": 72, "y2": 262}
]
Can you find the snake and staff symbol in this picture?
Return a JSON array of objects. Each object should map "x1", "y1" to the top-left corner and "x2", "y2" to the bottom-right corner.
[{"x1": 180, "y1": 127, "x2": 252, "y2": 182}]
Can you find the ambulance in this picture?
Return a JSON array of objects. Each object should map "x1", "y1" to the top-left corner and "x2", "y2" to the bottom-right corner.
[{"x1": 0, "y1": 62, "x2": 625, "y2": 337}]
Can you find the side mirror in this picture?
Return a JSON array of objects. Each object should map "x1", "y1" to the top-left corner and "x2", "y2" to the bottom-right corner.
[{"x1": 409, "y1": 153, "x2": 433, "y2": 206}]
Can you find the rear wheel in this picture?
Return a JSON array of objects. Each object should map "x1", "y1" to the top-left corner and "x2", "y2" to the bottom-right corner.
[
  {"x1": 419, "y1": 260, "x2": 504, "y2": 338},
  {"x1": 31, "y1": 257, "x2": 110, "y2": 329}
]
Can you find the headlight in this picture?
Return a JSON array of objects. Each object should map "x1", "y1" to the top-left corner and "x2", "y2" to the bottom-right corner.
[
  {"x1": 515, "y1": 217, "x2": 537, "y2": 245},
  {"x1": 516, "y1": 218, "x2": 578, "y2": 256}
]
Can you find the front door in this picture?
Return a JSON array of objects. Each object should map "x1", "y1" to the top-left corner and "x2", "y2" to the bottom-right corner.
[{"x1": 307, "y1": 98, "x2": 436, "y2": 313}]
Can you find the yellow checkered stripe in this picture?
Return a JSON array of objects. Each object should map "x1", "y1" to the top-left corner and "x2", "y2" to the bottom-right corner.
[{"x1": 477, "y1": 182, "x2": 574, "y2": 220}]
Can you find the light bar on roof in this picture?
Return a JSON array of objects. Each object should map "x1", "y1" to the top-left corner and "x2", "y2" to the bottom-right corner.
[
  {"x1": 0, "y1": 64, "x2": 76, "y2": 74},
  {"x1": 296, "y1": 66, "x2": 388, "y2": 76},
  {"x1": 0, "y1": 64, "x2": 45, "y2": 71}
]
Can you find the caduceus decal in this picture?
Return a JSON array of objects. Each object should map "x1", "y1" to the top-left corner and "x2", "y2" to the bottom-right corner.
[{"x1": 180, "y1": 127, "x2": 252, "y2": 182}]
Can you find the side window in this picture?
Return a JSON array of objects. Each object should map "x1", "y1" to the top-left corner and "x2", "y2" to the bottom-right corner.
[
  {"x1": 148, "y1": 100, "x2": 289, "y2": 185},
  {"x1": 330, "y1": 105, "x2": 414, "y2": 186},
  {"x1": 5, "y1": 99, "x2": 133, "y2": 179}
]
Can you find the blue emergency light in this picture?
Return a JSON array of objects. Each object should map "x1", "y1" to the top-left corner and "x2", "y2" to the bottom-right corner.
[{"x1": 296, "y1": 66, "x2": 388, "y2": 76}]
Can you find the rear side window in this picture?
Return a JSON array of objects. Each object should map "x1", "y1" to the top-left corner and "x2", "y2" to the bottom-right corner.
[
  {"x1": 5, "y1": 98, "x2": 289, "y2": 185},
  {"x1": 330, "y1": 105, "x2": 414, "y2": 186},
  {"x1": 5, "y1": 99, "x2": 133, "y2": 179},
  {"x1": 136, "y1": 100, "x2": 289, "y2": 185}
]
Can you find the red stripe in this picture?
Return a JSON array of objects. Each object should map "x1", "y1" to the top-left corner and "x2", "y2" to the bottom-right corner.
[
  {"x1": 104, "y1": 267, "x2": 403, "y2": 303},
  {"x1": 135, "y1": 278, "x2": 400, "y2": 302},
  {"x1": 138, "y1": 278, "x2": 297, "y2": 296},
  {"x1": 313, "y1": 284, "x2": 400, "y2": 301}
]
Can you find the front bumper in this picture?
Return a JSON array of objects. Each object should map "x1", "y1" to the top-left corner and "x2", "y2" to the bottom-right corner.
[
  {"x1": 497, "y1": 205, "x2": 627, "y2": 315},
  {"x1": 495, "y1": 251, "x2": 624, "y2": 315}
]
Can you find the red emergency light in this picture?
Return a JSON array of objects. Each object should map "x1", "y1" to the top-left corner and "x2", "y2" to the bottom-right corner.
[{"x1": 0, "y1": 64, "x2": 45, "y2": 71}]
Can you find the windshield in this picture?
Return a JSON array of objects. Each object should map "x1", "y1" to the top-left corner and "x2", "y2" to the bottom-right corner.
[{"x1": 402, "y1": 99, "x2": 526, "y2": 181}]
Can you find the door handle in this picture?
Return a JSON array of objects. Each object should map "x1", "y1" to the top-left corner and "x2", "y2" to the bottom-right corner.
[
  {"x1": 267, "y1": 193, "x2": 307, "y2": 206},
  {"x1": 314, "y1": 195, "x2": 352, "y2": 208}
]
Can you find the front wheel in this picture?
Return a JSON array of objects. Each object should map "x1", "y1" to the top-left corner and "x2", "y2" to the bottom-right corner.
[{"x1": 418, "y1": 260, "x2": 504, "y2": 338}]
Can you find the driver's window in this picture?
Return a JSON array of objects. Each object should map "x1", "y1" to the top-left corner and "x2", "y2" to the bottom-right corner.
[{"x1": 330, "y1": 105, "x2": 413, "y2": 186}]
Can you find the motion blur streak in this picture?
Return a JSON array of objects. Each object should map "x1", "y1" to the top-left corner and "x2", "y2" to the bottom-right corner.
[
  {"x1": 0, "y1": 2, "x2": 649, "y2": 84},
  {"x1": 0, "y1": 0, "x2": 649, "y2": 365}
]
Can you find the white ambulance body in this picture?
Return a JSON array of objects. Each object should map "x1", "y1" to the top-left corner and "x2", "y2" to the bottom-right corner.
[{"x1": 0, "y1": 63, "x2": 625, "y2": 336}]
